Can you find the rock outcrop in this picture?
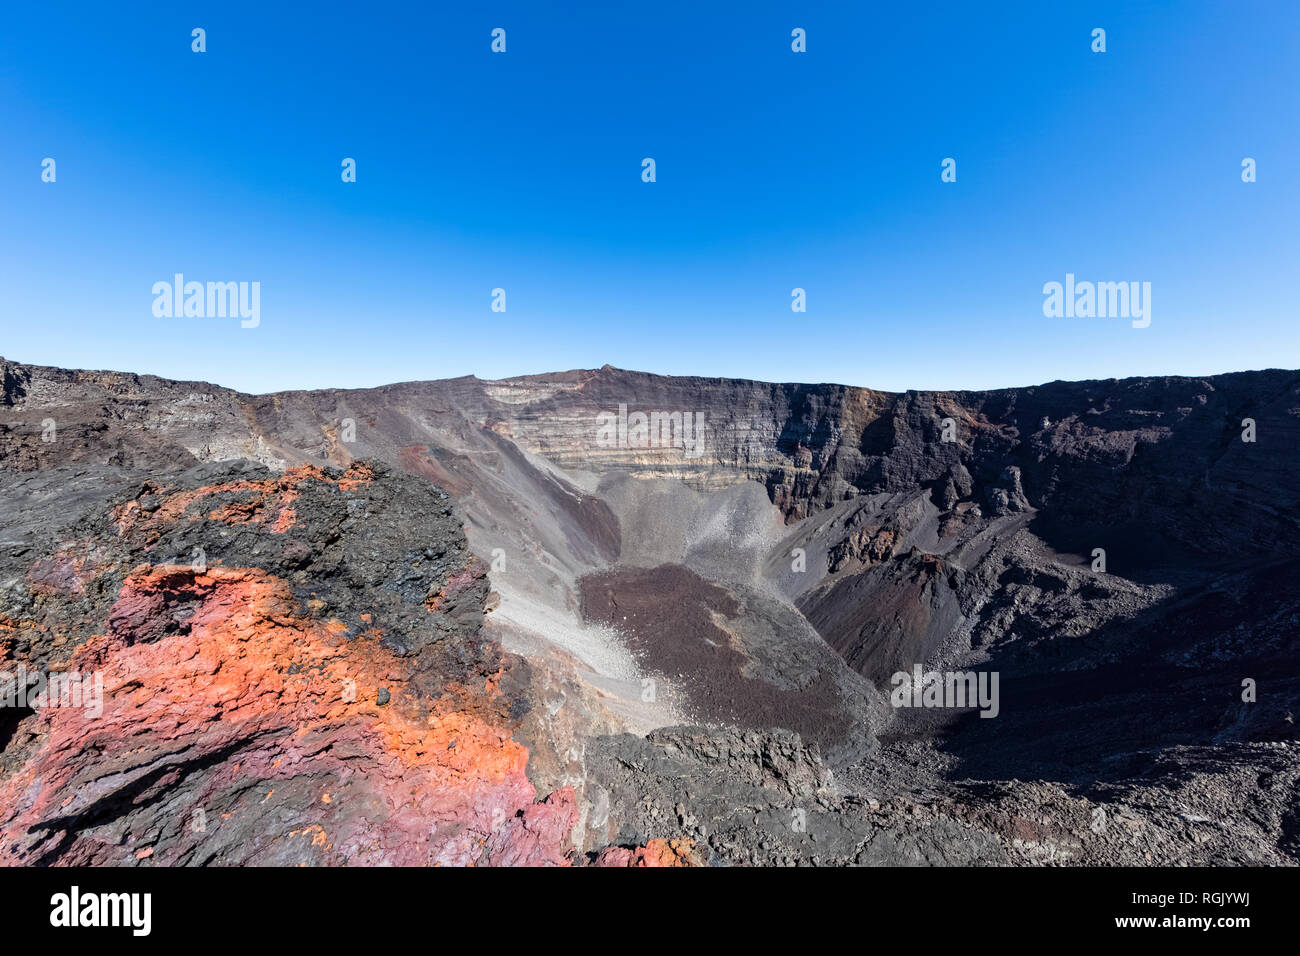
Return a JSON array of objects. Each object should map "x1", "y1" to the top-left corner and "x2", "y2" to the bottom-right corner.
[
  {"x1": 0, "y1": 458, "x2": 576, "y2": 865},
  {"x1": 2, "y1": 356, "x2": 1297, "y2": 866}
]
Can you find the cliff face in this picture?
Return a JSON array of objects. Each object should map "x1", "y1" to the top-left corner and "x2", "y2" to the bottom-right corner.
[
  {"x1": 7, "y1": 359, "x2": 1295, "y2": 558},
  {"x1": 2, "y1": 357, "x2": 1298, "y2": 866},
  {"x1": 0, "y1": 458, "x2": 583, "y2": 865},
  {"x1": 481, "y1": 367, "x2": 1300, "y2": 561}
]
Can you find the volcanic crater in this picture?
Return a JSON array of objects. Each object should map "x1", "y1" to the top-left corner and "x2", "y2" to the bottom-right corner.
[{"x1": 1, "y1": 357, "x2": 1298, "y2": 866}]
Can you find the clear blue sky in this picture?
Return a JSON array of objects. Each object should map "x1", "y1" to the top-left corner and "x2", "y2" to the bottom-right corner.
[{"x1": 2, "y1": 1, "x2": 1297, "y2": 393}]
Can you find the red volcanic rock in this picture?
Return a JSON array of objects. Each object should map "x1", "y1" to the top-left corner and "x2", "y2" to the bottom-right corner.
[
  {"x1": 0, "y1": 563, "x2": 573, "y2": 865},
  {"x1": 0, "y1": 461, "x2": 578, "y2": 867},
  {"x1": 26, "y1": 543, "x2": 111, "y2": 598},
  {"x1": 482, "y1": 787, "x2": 579, "y2": 867},
  {"x1": 592, "y1": 837, "x2": 704, "y2": 867}
]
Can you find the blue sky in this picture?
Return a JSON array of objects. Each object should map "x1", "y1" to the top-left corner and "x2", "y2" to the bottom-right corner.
[{"x1": 2, "y1": 1, "x2": 1297, "y2": 393}]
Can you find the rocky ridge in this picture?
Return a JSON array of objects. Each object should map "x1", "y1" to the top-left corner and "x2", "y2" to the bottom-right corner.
[{"x1": 2, "y1": 357, "x2": 1297, "y2": 865}]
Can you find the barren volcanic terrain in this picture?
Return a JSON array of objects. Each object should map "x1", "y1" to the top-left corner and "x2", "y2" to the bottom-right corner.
[{"x1": 1, "y1": 357, "x2": 1297, "y2": 865}]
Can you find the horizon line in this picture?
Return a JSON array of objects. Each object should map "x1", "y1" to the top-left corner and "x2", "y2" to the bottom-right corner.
[{"x1": 4, "y1": 354, "x2": 1299, "y2": 400}]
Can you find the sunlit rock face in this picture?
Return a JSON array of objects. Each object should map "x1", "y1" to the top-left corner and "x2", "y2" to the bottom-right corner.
[
  {"x1": 0, "y1": 460, "x2": 576, "y2": 866},
  {"x1": 2, "y1": 357, "x2": 1299, "y2": 866}
]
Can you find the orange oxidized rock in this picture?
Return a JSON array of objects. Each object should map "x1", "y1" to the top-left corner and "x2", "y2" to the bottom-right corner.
[
  {"x1": 0, "y1": 460, "x2": 572, "y2": 867},
  {"x1": 649, "y1": 837, "x2": 705, "y2": 867},
  {"x1": 592, "y1": 837, "x2": 704, "y2": 867}
]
